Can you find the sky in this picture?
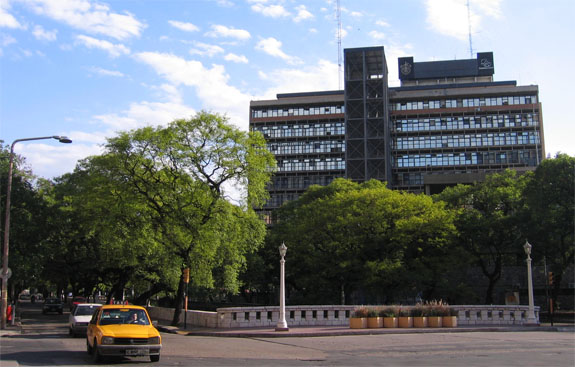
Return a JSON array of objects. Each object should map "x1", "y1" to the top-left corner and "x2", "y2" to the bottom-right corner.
[{"x1": 1, "y1": 0, "x2": 574, "y2": 179}]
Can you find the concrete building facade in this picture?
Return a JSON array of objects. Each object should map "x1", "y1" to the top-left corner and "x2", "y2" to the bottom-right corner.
[{"x1": 249, "y1": 46, "x2": 545, "y2": 218}]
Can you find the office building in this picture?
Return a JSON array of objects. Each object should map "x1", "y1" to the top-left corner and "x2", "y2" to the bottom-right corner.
[{"x1": 250, "y1": 46, "x2": 544, "y2": 217}]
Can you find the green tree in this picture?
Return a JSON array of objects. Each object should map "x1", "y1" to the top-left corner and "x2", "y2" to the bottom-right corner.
[
  {"x1": 102, "y1": 111, "x2": 275, "y2": 325},
  {"x1": 0, "y1": 142, "x2": 52, "y2": 300},
  {"x1": 436, "y1": 170, "x2": 529, "y2": 304},
  {"x1": 267, "y1": 178, "x2": 458, "y2": 304},
  {"x1": 522, "y1": 153, "x2": 575, "y2": 305}
]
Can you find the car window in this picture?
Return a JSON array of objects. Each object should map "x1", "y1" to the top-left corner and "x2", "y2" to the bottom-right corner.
[
  {"x1": 45, "y1": 299, "x2": 60, "y2": 304},
  {"x1": 98, "y1": 308, "x2": 150, "y2": 325},
  {"x1": 75, "y1": 305, "x2": 99, "y2": 316}
]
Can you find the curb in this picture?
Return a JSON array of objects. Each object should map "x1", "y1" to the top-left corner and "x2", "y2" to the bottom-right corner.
[{"x1": 156, "y1": 324, "x2": 573, "y2": 338}]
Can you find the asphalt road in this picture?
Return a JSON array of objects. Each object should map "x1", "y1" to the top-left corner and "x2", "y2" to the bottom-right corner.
[{"x1": 1, "y1": 302, "x2": 574, "y2": 366}]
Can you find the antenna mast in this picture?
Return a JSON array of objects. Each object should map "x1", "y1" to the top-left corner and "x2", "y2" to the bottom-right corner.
[
  {"x1": 467, "y1": 0, "x2": 473, "y2": 58},
  {"x1": 336, "y1": 0, "x2": 342, "y2": 89}
]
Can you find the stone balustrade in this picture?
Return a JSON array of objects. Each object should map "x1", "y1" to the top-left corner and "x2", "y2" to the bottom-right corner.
[{"x1": 147, "y1": 304, "x2": 539, "y2": 329}]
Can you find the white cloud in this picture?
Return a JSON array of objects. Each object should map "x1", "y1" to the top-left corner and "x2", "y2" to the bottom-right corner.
[
  {"x1": 255, "y1": 37, "x2": 302, "y2": 65},
  {"x1": 75, "y1": 34, "x2": 130, "y2": 58},
  {"x1": 369, "y1": 30, "x2": 386, "y2": 41},
  {"x1": 168, "y1": 20, "x2": 199, "y2": 32},
  {"x1": 376, "y1": 19, "x2": 390, "y2": 27},
  {"x1": 258, "y1": 59, "x2": 339, "y2": 97},
  {"x1": 0, "y1": 1, "x2": 25, "y2": 29},
  {"x1": 224, "y1": 53, "x2": 248, "y2": 63},
  {"x1": 87, "y1": 66, "x2": 125, "y2": 77},
  {"x1": 189, "y1": 42, "x2": 224, "y2": 57},
  {"x1": 16, "y1": 140, "x2": 103, "y2": 179},
  {"x1": 133, "y1": 52, "x2": 252, "y2": 130},
  {"x1": 425, "y1": 0, "x2": 502, "y2": 41},
  {"x1": 32, "y1": 25, "x2": 57, "y2": 41},
  {"x1": 1, "y1": 34, "x2": 16, "y2": 46},
  {"x1": 294, "y1": 5, "x2": 313, "y2": 22},
  {"x1": 251, "y1": 3, "x2": 290, "y2": 18},
  {"x1": 94, "y1": 100, "x2": 195, "y2": 131},
  {"x1": 20, "y1": 0, "x2": 145, "y2": 40},
  {"x1": 349, "y1": 11, "x2": 362, "y2": 18},
  {"x1": 205, "y1": 24, "x2": 251, "y2": 40}
]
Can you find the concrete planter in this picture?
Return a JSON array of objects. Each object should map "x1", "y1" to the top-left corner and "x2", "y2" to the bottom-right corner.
[
  {"x1": 413, "y1": 316, "x2": 428, "y2": 328},
  {"x1": 442, "y1": 316, "x2": 458, "y2": 328},
  {"x1": 398, "y1": 316, "x2": 413, "y2": 328},
  {"x1": 349, "y1": 317, "x2": 367, "y2": 329},
  {"x1": 428, "y1": 316, "x2": 442, "y2": 328},
  {"x1": 383, "y1": 317, "x2": 398, "y2": 328},
  {"x1": 367, "y1": 317, "x2": 383, "y2": 328}
]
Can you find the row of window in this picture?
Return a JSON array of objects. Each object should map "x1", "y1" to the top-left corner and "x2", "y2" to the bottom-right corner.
[
  {"x1": 265, "y1": 193, "x2": 301, "y2": 208},
  {"x1": 252, "y1": 104, "x2": 345, "y2": 119},
  {"x1": 395, "y1": 150, "x2": 539, "y2": 168},
  {"x1": 277, "y1": 158, "x2": 345, "y2": 172},
  {"x1": 254, "y1": 122, "x2": 345, "y2": 138},
  {"x1": 394, "y1": 172, "x2": 424, "y2": 186},
  {"x1": 394, "y1": 132, "x2": 540, "y2": 150},
  {"x1": 394, "y1": 113, "x2": 539, "y2": 132},
  {"x1": 271, "y1": 175, "x2": 338, "y2": 190},
  {"x1": 391, "y1": 95, "x2": 537, "y2": 111},
  {"x1": 269, "y1": 141, "x2": 345, "y2": 155}
]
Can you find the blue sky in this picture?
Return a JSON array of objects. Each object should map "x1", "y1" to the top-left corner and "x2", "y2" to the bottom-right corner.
[{"x1": 1, "y1": 0, "x2": 574, "y2": 179}]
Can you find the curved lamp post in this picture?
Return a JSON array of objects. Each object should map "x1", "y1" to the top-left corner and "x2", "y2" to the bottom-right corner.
[
  {"x1": 523, "y1": 240, "x2": 538, "y2": 325},
  {"x1": 275, "y1": 242, "x2": 288, "y2": 331},
  {"x1": 1, "y1": 136, "x2": 72, "y2": 329}
]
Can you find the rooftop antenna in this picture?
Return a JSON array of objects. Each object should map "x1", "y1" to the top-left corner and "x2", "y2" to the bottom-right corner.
[
  {"x1": 467, "y1": 0, "x2": 473, "y2": 58},
  {"x1": 336, "y1": 0, "x2": 342, "y2": 89}
]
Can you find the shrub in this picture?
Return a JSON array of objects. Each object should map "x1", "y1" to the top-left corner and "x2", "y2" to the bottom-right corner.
[
  {"x1": 352, "y1": 306, "x2": 369, "y2": 318},
  {"x1": 398, "y1": 307, "x2": 410, "y2": 317},
  {"x1": 367, "y1": 308, "x2": 379, "y2": 318},
  {"x1": 379, "y1": 306, "x2": 398, "y2": 317},
  {"x1": 410, "y1": 303, "x2": 427, "y2": 317},
  {"x1": 426, "y1": 300, "x2": 450, "y2": 316}
]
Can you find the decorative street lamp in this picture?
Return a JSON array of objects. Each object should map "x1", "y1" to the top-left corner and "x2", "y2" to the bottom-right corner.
[
  {"x1": 523, "y1": 240, "x2": 538, "y2": 325},
  {"x1": 275, "y1": 242, "x2": 288, "y2": 331},
  {"x1": 1, "y1": 136, "x2": 72, "y2": 329}
]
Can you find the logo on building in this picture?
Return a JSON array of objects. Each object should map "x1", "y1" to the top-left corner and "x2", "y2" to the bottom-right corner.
[
  {"x1": 400, "y1": 61, "x2": 412, "y2": 76},
  {"x1": 479, "y1": 58, "x2": 493, "y2": 69}
]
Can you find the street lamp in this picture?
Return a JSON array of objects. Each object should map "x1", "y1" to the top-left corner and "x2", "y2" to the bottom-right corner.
[
  {"x1": 275, "y1": 242, "x2": 288, "y2": 331},
  {"x1": 523, "y1": 240, "x2": 538, "y2": 325},
  {"x1": 1, "y1": 135, "x2": 72, "y2": 329}
]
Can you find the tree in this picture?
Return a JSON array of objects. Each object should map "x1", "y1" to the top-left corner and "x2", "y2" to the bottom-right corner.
[
  {"x1": 102, "y1": 111, "x2": 275, "y2": 325},
  {"x1": 0, "y1": 142, "x2": 52, "y2": 299},
  {"x1": 436, "y1": 170, "x2": 529, "y2": 304},
  {"x1": 522, "y1": 153, "x2": 575, "y2": 305},
  {"x1": 266, "y1": 178, "x2": 458, "y2": 305}
]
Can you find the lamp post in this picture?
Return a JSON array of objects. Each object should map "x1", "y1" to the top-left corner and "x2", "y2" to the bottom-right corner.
[
  {"x1": 523, "y1": 240, "x2": 538, "y2": 325},
  {"x1": 2, "y1": 136, "x2": 72, "y2": 329},
  {"x1": 275, "y1": 242, "x2": 288, "y2": 331}
]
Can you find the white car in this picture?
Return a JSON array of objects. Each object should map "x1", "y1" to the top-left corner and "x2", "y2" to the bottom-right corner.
[{"x1": 69, "y1": 303, "x2": 101, "y2": 337}]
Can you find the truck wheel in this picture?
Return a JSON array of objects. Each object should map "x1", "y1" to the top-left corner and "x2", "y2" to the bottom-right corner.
[{"x1": 150, "y1": 354, "x2": 160, "y2": 362}]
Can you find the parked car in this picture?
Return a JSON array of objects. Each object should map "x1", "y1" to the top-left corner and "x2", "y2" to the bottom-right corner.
[
  {"x1": 86, "y1": 304, "x2": 161, "y2": 362},
  {"x1": 69, "y1": 303, "x2": 101, "y2": 337},
  {"x1": 70, "y1": 296, "x2": 86, "y2": 309},
  {"x1": 43, "y1": 298, "x2": 63, "y2": 315}
]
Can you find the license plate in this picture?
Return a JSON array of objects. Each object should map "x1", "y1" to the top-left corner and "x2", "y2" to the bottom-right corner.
[{"x1": 125, "y1": 349, "x2": 148, "y2": 356}]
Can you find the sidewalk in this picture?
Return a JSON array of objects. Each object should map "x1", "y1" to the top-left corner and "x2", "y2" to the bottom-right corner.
[{"x1": 156, "y1": 322, "x2": 574, "y2": 338}]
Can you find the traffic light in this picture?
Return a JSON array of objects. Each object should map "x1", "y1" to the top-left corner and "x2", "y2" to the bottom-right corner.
[
  {"x1": 183, "y1": 268, "x2": 190, "y2": 284},
  {"x1": 548, "y1": 272, "x2": 554, "y2": 286}
]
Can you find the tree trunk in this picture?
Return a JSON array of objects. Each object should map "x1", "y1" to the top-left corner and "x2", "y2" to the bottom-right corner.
[{"x1": 170, "y1": 271, "x2": 186, "y2": 326}]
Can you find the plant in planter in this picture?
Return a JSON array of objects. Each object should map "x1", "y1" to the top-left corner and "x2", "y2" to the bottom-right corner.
[
  {"x1": 398, "y1": 307, "x2": 413, "y2": 328},
  {"x1": 442, "y1": 307, "x2": 458, "y2": 328},
  {"x1": 427, "y1": 300, "x2": 448, "y2": 328},
  {"x1": 411, "y1": 303, "x2": 428, "y2": 328},
  {"x1": 380, "y1": 306, "x2": 399, "y2": 328},
  {"x1": 367, "y1": 308, "x2": 383, "y2": 328},
  {"x1": 350, "y1": 306, "x2": 369, "y2": 329}
]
